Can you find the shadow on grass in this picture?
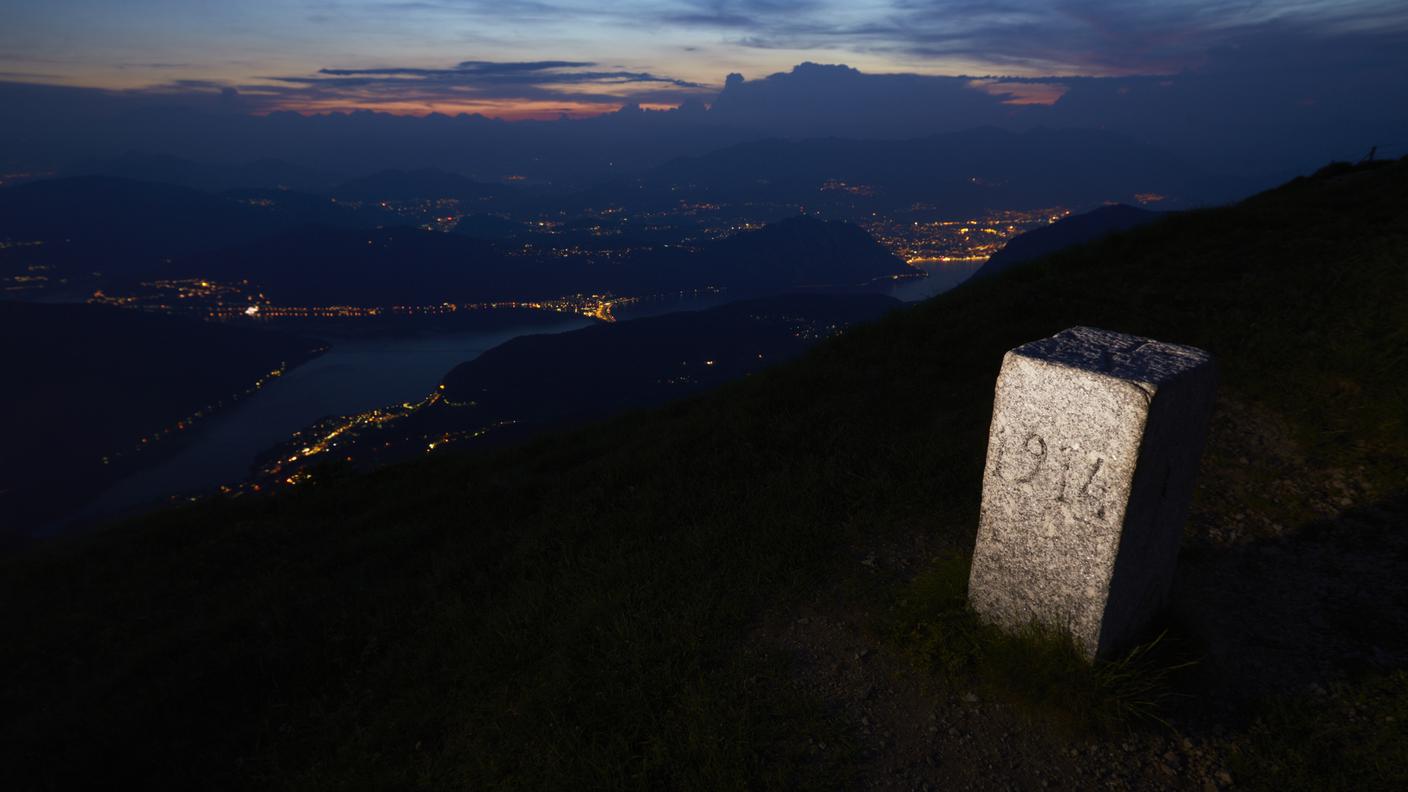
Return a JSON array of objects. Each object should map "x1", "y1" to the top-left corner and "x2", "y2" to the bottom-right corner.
[
  {"x1": 1229, "y1": 669, "x2": 1408, "y2": 792},
  {"x1": 1171, "y1": 492, "x2": 1408, "y2": 707},
  {"x1": 1175, "y1": 491, "x2": 1408, "y2": 791},
  {"x1": 884, "y1": 553, "x2": 1200, "y2": 737},
  {"x1": 887, "y1": 490, "x2": 1408, "y2": 790}
]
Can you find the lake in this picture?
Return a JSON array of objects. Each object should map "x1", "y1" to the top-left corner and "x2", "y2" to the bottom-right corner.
[
  {"x1": 66, "y1": 317, "x2": 591, "y2": 529},
  {"x1": 62, "y1": 268, "x2": 980, "y2": 530},
  {"x1": 878, "y1": 260, "x2": 986, "y2": 301}
]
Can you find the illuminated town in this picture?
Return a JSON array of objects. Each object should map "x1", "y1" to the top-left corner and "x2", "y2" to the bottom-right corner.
[
  {"x1": 70, "y1": 198, "x2": 1072, "y2": 323},
  {"x1": 251, "y1": 387, "x2": 446, "y2": 490},
  {"x1": 862, "y1": 206, "x2": 1071, "y2": 264},
  {"x1": 50, "y1": 197, "x2": 1077, "y2": 495},
  {"x1": 88, "y1": 280, "x2": 720, "y2": 324}
]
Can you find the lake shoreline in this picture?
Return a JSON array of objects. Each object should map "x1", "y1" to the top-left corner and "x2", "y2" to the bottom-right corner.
[
  {"x1": 43, "y1": 313, "x2": 598, "y2": 537},
  {"x1": 31, "y1": 266, "x2": 984, "y2": 541}
]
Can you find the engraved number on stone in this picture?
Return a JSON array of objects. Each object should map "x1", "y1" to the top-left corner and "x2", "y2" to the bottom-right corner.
[
  {"x1": 1077, "y1": 458, "x2": 1109, "y2": 523},
  {"x1": 997, "y1": 432, "x2": 1046, "y2": 483},
  {"x1": 996, "y1": 429, "x2": 1113, "y2": 525}
]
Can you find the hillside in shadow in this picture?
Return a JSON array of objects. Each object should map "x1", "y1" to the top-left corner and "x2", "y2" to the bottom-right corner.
[{"x1": 2, "y1": 159, "x2": 1405, "y2": 790}]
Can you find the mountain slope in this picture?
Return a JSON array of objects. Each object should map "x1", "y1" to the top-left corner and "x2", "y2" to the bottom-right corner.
[
  {"x1": 437, "y1": 293, "x2": 900, "y2": 418},
  {"x1": 2, "y1": 160, "x2": 1405, "y2": 790},
  {"x1": 973, "y1": 203, "x2": 1162, "y2": 280}
]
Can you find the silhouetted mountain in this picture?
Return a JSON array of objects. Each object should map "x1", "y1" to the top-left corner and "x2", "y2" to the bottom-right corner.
[
  {"x1": 331, "y1": 169, "x2": 513, "y2": 203},
  {"x1": 0, "y1": 176, "x2": 286, "y2": 259},
  {"x1": 440, "y1": 292, "x2": 898, "y2": 420},
  {"x1": 0, "y1": 300, "x2": 323, "y2": 532},
  {"x1": 221, "y1": 187, "x2": 399, "y2": 228},
  {"x1": 173, "y1": 215, "x2": 911, "y2": 306},
  {"x1": 658, "y1": 215, "x2": 908, "y2": 290},
  {"x1": 972, "y1": 204, "x2": 1163, "y2": 280},
  {"x1": 173, "y1": 225, "x2": 512, "y2": 305},
  {"x1": 237, "y1": 158, "x2": 343, "y2": 193},
  {"x1": 70, "y1": 152, "x2": 342, "y2": 193},
  {"x1": 0, "y1": 176, "x2": 396, "y2": 282},
  {"x1": 573, "y1": 128, "x2": 1204, "y2": 215}
]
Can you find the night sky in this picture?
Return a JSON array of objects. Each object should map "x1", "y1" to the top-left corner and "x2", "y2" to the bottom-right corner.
[{"x1": 4, "y1": 1, "x2": 1407, "y2": 118}]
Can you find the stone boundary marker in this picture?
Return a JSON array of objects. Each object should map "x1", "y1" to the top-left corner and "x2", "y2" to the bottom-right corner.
[{"x1": 968, "y1": 326, "x2": 1217, "y2": 659}]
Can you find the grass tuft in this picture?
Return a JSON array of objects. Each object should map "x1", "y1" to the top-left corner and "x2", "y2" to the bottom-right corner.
[{"x1": 890, "y1": 554, "x2": 1197, "y2": 734}]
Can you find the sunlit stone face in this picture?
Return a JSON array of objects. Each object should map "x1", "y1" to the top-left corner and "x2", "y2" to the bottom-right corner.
[{"x1": 969, "y1": 327, "x2": 1216, "y2": 659}]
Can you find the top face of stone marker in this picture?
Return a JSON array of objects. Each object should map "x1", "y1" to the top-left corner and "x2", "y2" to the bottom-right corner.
[{"x1": 1010, "y1": 326, "x2": 1211, "y2": 386}]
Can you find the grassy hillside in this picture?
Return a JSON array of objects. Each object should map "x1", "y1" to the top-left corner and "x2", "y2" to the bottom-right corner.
[{"x1": 3, "y1": 159, "x2": 1405, "y2": 790}]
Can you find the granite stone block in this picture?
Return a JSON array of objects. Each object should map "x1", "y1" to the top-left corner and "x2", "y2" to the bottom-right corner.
[{"x1": 968, "y1": 326, "x2": 1217, "y2": 659}]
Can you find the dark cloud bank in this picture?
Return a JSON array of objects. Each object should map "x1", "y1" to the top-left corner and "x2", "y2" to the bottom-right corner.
[{"x1": 1, "y1": 29, "x2": 1405, "y2": 201}]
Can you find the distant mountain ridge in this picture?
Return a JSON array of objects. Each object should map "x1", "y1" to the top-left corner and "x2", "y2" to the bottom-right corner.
[
  {"x1": 0, "y1": 176, "x2": 287, "y2": 258},
  {"x1": 169, "y1": 215, "x2": 911, "y2": 306},
  {"x1": 0, "y1": 176, "x2": 389, "y2": 266},
  {"x1": 438, "y1": 292, "x2": 901, "y2": 417},
  {"x1": 331, "y1": 169, "x2": 512, "y2": 203},
  {"x1": 68, "y1": 152, "x2": 342, "y2": 194},
  {"x1": 1, "y1": 174, "x2": 912, "y2": 308},
  {"x1": 572, "y1": 128, "x2": 1205, "y2": 214},
  {"x1": 972, "y1": 204, "x2": 1163, "y2": 280}
]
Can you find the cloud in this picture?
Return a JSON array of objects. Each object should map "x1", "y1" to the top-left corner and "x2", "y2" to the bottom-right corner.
[
  {"x1": 3, "y1": 0, "x2": 1403, "y2": 164},
  {"x1": 318, "y1": 60, "x2": 592, "y2": 77},
  {"x1": 115, "y1": 63, "x2": 193, "y2": 70},
  {"x1": 666, "y1": 13, "x2": 758, "y2": 28},
  {"x1": 715, "y1": 0, "x2": 1408, "y2": 76},
  {"x1": 307, "y1": 60, "x2": 702, "y2": 88},
  {"x1": 154, "y1": 59, "x2": 716, "y2": 115},
  {"x1": 662, "y1": 0, "x2": 825, "y2": 28},
  {"x1": 367, "y1": 0, "x2": 569, "y2": 19}
]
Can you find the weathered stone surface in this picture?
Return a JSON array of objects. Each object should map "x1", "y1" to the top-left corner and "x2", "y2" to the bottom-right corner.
[{"x1": 968, "y1": 326, "x2": 1216, "y2": 659}]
